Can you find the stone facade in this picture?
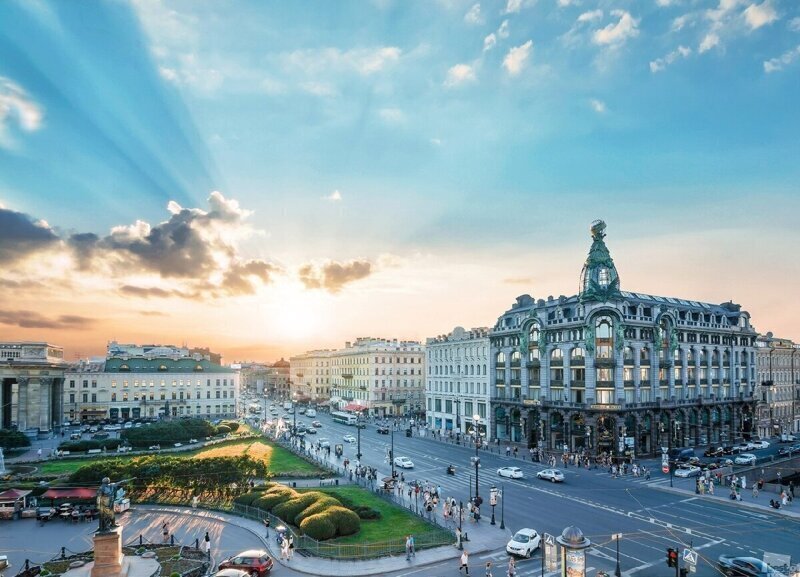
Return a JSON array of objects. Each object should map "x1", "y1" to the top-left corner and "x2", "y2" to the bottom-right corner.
[
  {"x1": 425, "y1": 327, "x2": 491, "y2": 441},
  {"x1": 289, "y1": 350, "x2": 333, "y2": 402},
  {"x1": 756, "y1": 334, "x2": 800, "y2": 438},
  {"x1": 490, "y1": 221, "x2": 759, "y2": 458}
]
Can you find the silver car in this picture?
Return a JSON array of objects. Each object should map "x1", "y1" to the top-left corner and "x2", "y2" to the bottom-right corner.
[{"x1": 536, "y1": 469, "x2": 565, "y2": 482}]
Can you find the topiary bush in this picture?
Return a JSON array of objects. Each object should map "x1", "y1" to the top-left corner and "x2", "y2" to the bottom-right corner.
[
  {"x1": 220, "y1": 421, "x2": 240, "y2": 433},
  {"x1": 322, "y1": 506, "x2": 361, "y2": 536},
  {"x1": 234, "y1": 492, "x2": 261, "y2": 506},
  {"x1": 294, "y1": 496, "x2": 342, "y2": 524},
  {"x1": 299, "y1": 513, "x2": 336, "y2": 541},
  {"x1": 254, "y1": 487, "x2": 297, "y2": 511},
  {"x1": 273, "y1": 492, "x2": 324, "y2": 522},
  {"x1": 58, "y1": 439, "x2": 122, "y2": 452},
  {"x1": 353, "y1": 506, "x2": 381, "y2": 520},
  {"x1": 215, "y1": 425, "x2": 231, "y2": 435},
  {"x1": 0, "y1": 429, "x2": 32, "y2": 449}
]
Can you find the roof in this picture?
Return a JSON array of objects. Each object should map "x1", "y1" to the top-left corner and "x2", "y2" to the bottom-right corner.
[
  {"x1": 0, "y1": 489, "x2": 31, "y2": 501},
  {"x1": 41, "y1": 487, "x2": 98, "y2": 500},
  {"x1": 343, "y1": 403, "x2": 365, "y2": 412},
  {"x1": 104, "y1": 357, "x2": 235, "y2": 374}
]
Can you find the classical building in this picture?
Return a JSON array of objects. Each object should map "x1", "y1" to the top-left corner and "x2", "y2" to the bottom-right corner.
[
  {"x1": 756, "y1": 334, "x2": 800, "y2": 438},
  {"x1": 0, "y1": 342, "x2": 67, "y2": 435},
  {"x1": 106, "y1": 341, "x2": 222, "y2": 365},
  {"x1": 489, "y1": 221, "x2": 759, "y2": 458},
  {"x1": 237, "y1": 363, "x2": 272, "y2": 395},
  {"x1": 63, "y1": 347, "x2": 239, "y2": 422},
  {"x1": 269, "y1": 358, "x2": 291, "y2": 400},
  {"x1": 425, "y1": 327, "x2": 491, "y2": 440},
  {"x1": 329, "y1": 338, "x2": 425, "y2": 417},
  {"x1": 289, "y1": 351, "x2": 333, "y2": 403}
]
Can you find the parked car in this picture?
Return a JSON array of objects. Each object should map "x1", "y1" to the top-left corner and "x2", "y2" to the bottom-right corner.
[
  {"x1": 674, "y1": 465, "x2": 702, "y2": 478},
  {"x1": 312, "y1": 421, "x2": 322, "y2": 428},
  {"x1": 306, "y1": 428, "x2": 317, "y2": 435},
  {"x1": 704, "y1": 446, "x2": 724, "y2": 457},
  {"x1": 750, "y1": 440, "x2": 770, "y2": 450},
  {"x1": 779, "y1": 434, "x2": 796, "y2": 443},
  {"x1": 731, "y1": 444, "x2": 750, "y2": 454},
  {"x1": 668, "y1": 448, "x2": 695, "y2": 462},
  {"x1": 36, "y1": 507, "x2": 55, "y2": 521},
  {"x1": 214, "y1": 569, "x2": 250, "y2": 577},
  {"x1": 70, "y1": 432, "x2": 82, "y2": 440},
  {"x1": 394, "y1": 456, "x2": 414, "y2": 469},
  {"x1": 506, "y1": 528, "x2": 541, "y2": 558},
  {"x1": 318, "y1": 438, "x2": 331, "y2": 448},
  {"x1": 377, "y1": 426, "x2": 389, "y2": 434},
  {"x1": 497, "y1": 467, "x2": 524, "y2": 479},
  {"x1": 148, "y1": 444, "x2": 161, "y2": 450},
  {"x1": 536, "y1": 469, "x2": 565, "y2": 483},
  {"x1": 717, "y1": 554, "x2": 787, "y2": 577},
  {"x1": 217, "y1": 549, "x2": 274, "y2": 577},
  {"x1": 734, "y1": 453, "x2": 757, "y2": 466}
]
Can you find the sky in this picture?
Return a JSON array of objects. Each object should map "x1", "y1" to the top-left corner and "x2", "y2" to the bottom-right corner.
[{"x1": 0, "y1": 0, "x2": 798, "y2": 362}]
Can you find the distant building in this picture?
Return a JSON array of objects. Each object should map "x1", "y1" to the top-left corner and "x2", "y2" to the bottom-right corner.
[
  {"x1": 106, "y1": 341, "x2": 222, "y2": 364},
  {"x1": 270, "y1": 358, "x2": 291, "y2": 400},
  {"x1": 328, "y1": 337, "x2": 425, "y2": 417},
  {"x1": 756, "y1": 334, "x2": 800, "y2": 437},
  {"x1": 237, "y1": 363, "x2": 271, "y2": 395},
  {"x1": 289, "y1": 351, "x2": 333, "y2": 403},
  {"x1": 0, "y1": 342, "x2": 67, "y2": 435},
  {"x1": 425, "y1": 327, "x2": 491, "y2": 440}
]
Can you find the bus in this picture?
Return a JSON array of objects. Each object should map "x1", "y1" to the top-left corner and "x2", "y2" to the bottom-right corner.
[{"x1": 331, "y1": 411, "x2": 358, "y2": 426}]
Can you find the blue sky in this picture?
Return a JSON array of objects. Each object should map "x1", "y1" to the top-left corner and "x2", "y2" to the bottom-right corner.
[{"x1": 0, "y1": 0, "x2": 798, "y2": 359}]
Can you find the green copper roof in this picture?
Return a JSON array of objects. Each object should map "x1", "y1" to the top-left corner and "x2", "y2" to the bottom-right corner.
[
  {"x1": 104, "y1": 357, "x2": 235, "y2": 374},
  {"x1": 579, "y1": 220, "x2": 622, "y2": 303}
]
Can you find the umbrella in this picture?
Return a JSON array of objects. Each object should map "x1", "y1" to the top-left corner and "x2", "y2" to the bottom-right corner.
[{"x1": 381, "y1": 476, "x2": 395, "y2": 483}]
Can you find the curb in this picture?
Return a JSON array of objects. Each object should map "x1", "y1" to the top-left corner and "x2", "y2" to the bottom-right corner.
[{"x1": 651, "y1": 485, "x2": 800, "y2": 519}]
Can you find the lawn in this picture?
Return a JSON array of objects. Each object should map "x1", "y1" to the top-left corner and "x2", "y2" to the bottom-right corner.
[{"x1": 301, "y1": 486, "x2": 452, "y2": 545}]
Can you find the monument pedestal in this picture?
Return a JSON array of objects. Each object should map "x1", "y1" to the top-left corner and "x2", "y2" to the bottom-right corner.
[{"x1": 91, "y1": 527, "x2": 127, "y2": 577}]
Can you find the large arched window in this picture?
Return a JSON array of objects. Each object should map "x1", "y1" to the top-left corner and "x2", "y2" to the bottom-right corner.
[
  {"x1": 551, "y1": 348, "x2": 563, "y2": 362},
  {"x1": 496, "y1": 352, "x2": 506, "y2": 366},
  {"x1": 510, "y1": 351, "x2": 521, "y2": 365},
  {"x1": 529, "y1": 325, "x2": 539, "y2": 345},
  {"x1": 571, "y1": 348, "x2": 585, "y2": 362},
  {"x1": 595, "y1": 316, "x2": 614, "y2": 359}
]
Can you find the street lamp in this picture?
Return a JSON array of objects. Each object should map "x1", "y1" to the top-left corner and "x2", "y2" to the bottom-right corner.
[
  {"x1": 292, "y1": 392, "x2": 298, "y2": 441},
  {"x1": 390, "y1": 427, "x2": 396, "y2": 478},
  {"x1": 356, "y1": 411, "x2": 363, "y2": 462},
  {"x1": 500, "y1": 483, "x2": 505, "y2": 530},
  {"x1": 489, "y1": 485, "x2": 498, "y2": 525},
  {"x1": 471, "y1": 413, "x2": 482, "y2": 506},
  {"x1": 612, "y1": 533, "x2": 622, "y2": 577}
]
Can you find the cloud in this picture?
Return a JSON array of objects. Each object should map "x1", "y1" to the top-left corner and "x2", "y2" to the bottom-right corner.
[
  {"x1": 593, "y1": 10, "x2": 640, "y2": 46},
  {"x1": 743, "y1": 1, "x2": 778, "y2": 30},
  {"x1": 0, "y1": 310, "x2": 95, "y2": 330},
  {"x1": 0, "y1": 207, "x2": 59, "y2": 263},
  {"x1": 650, "y1": 45, "x2": 692, "y2": 72},
  {"x1": 139, "y1": 310, "x2": 168, "y2": 317},
  {"x1": 503, "y1": 40, "x2": 533, "y2": 76},
  {"x1": 464, "y1": 3, "x2": 483, "y2": 24},
  {"x1": 763, "y1": 44, "x2": 800, "y2": 72},
  {"x1": 671, "y1": 14, "x2": 694, "y2": 31},
  {"x1": 284, "y1": 46, "x2": 401, "y2": 76},
  {"x1": 578, "y1": 9, "x2": 603, "y2": 23},
  {"x1": 504, "y1": 0, "x2": 522, "y2": 14},
  {"x1": 589, "y1": 99, "x2": 606, "y2": 113},
  {"x1": 790, "y1": 17, "x2": 800, "y2": 31},
  {"x1": 430, "y1": 138, "x2": 443, "y2": 146},
  {"x1": 483, "y1": 33, "x2": 497, "y2": 51},
  {"x1": 656, "y1": 0, "x2": 679, "y2": 6},
  {"x1": 497, "y1": 20, "x2": 510, "y2": 39},
  {"x1": 444, "y1": 63, "x2": 477, "y2": 87},
  {"x1": 324, "y1": 190, "x2": 343, "y2": 202},
  {"x1": 220, "y1": 260, "x2": 279, "y2": 295},
  {"x1": 119, "y1": 285, "x2": 194, "y2": 299},
  {"x1": 298, "y1": 260, "x2": 372, "y2": 293},
  {"x1": 558, "y1": 0, "x2": 579, "y2": 6},
  {"x1": 699, "y1": 32, "x2": 720, "y2": 52},
  {"x1": 300, "y1": 81, "x2": 338, "y2": 97},
  {"x1": 0, "y1": 77, "x2": 44, "y2": 148},
  {"x1": 378, "y1": 107, "x2": 405, "y2": 123}
]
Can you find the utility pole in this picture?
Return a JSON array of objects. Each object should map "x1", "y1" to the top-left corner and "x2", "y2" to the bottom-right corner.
[
  {"x1": 356, "y1": 411, "x2": 363, "y2": 462},
  {"x1": 390, "y1": 427, "x2": 395, "y2": 478},
  {"x1": 613, "y1": 533, "x2": 622, "y2": 577}
]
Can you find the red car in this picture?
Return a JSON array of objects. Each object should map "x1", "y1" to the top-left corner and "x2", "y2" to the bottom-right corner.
[{"x1": 217, "y1": 550, "x2": 274, "y2": 577}]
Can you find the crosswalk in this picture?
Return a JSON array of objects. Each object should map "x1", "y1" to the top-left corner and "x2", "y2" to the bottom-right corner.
[{"x1": 475, "y1": 549, "x2": 596, "y2": 577}]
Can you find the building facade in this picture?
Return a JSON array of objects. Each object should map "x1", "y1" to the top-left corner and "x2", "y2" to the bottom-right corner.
[
  {"x1": 329, "y1": 338, "x2": 425, "y2": 417},
  {"x1": 237, "y1": 363, "x2": 271, "y2": 395},
  {"x1": 289, "y1": 351, "x2": 333, "y2": 403},
  {"x1": 425, "y1": 327, "x2": 491, "y2": 440},
  {"x1": 269, "y1": 359, "x2": 291, "y2": 400},
  {"x1": 0, "y1": 342, "x2": 67, "y2": 435},
  {"x1": 64, "y1": 349, "x2": 239, "y2": 422},
  {"x1": 756, "y1": 334, "x2": 800, "y2": 438},
  {"x1": 489, "y1": 221, "x2": 759, "y2": 458}
]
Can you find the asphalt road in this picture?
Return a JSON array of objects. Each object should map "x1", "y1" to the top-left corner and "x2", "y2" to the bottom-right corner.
[{"x1": 262, "y1": 402, "x2": 799, "y2": 577}]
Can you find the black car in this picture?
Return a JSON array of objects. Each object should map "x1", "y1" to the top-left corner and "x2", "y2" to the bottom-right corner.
[
  {"x1": 356, "y1": 423, "x2": 366, "y2": 429},
  {"x1": 704, "y1": 446, "x2": 724, "y2": 457},
  {"x1": 36, "y1": 507, "x2": 55, "y2": 521},
  {"x1": 377, "y1": 426, "x2": 389, "y2": 434},
  {"x1": 722, "y1": 445, "x2": 735, "y2": 455},
  {"x1": 717, "y1": 555, "x2": 786, "y2": 576}
]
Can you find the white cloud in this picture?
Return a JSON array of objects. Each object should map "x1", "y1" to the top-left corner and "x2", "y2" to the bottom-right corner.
[
  {"x1": 656, "y1": 0, "x2": 679, "y2": 6},
  {"x1": 763, "y1": 44, "x2": 800, "y2": 72},
  {"x1": 558, "y1": 0, "x2": 580, "y2": 6},
  {"x1": 671, "y1": 14, "x2": 693, "y2": 31},
  {"x1": 378, "y1": 107, "x2": 405, "y2": 123},
  {"x1": 444, "y1": 63, "x2": 477, "y2": 87},
  {"x1": 649, "y1": 45, "x2": 692, "y2": 72},
  {"x1": 593, "y1": 10, "x2": 640, "y2": 46},
  {"x1": 743, "y1": 1, "x2": 778, "y2": 30},
  {"x1": 578, "y1": 9, "x2": 603, "y2": 23},
  {"x1": 0, "y1": 77, "x2": 43, "y2": 148},
  {"x1": 498, "y1": 20, "x2": 510, "y2": 39},
  {"x1": 156, "y1": 53, "x2": 223, "y2": 92},
  {"x1": 503, "y1": 40, "x2": 533, "y2": 76},
  {"x1": 323, "y1": 190, "x2": 343, "y2": 202},
  {"x1": 284, "y1": 46, "x2": 402, "y2": 76},
  {"x1": 504, "y1": 0, "x2": 522, "y2": 14},
  {"x1": 430, "y1": 138, "x2": 443, "y2": 146},
  {"x1": 589, "y1": 99, "x2": 606, "y2": 113},
  {"x1": 789, "y1": 17, "x2": 800, "y2": 31},
  {"x1": 483, "y1": 33, "x2": 497, "y2": 51},
  {"x1": 698, "y1": 32, "x2": 720, "y2": 52},
  {"x1": 464, "y1": 3, "x2": 483, "y2": 24},
  {"x1": 300, "y1": 81, "x2": 338, "y2": 97}
]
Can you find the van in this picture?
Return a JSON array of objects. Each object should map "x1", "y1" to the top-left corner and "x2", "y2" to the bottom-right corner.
[
  {"x1": 668, "y1": 448, "x2": 695, "y2": 462},
  {"x1": 306, "y1": 409, "x2": 316, "y2": 418}
]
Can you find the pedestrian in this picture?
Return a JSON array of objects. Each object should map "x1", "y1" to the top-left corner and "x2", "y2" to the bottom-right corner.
[
  {"x1": 288, "y1": 534, "x2": 294, "y2": 559},
  {"x1": 741, "y1": 476, "x2": 747, "y2": 490},
  {"x1": 709, "y1": 479, "x2": 714, "y2": 495},
  {"x1": 406, "y1": 535, "x2": 412, "y2": 560},
  {"x1": 263, "y1": 518, "x2": 270, "y2": 537},
  {"x1": 280, "y1": 536, "x2": 290, "y2": 561},
  {"x1": 162, "y1": 521, "x2": 169, "y2": 543},
  {"x1": 455, "y1": 526, "x2": 462, "y2": 548},
  {"x1": 410, "y1": 534, "x2": 415, "y2": 558},
  {"x1": 202, "y1": 531, "x2": 210, "y2": 557},
  {"x1": 507, "y1": 556, "x2": 516, "y2": 577},
  {"x1": 459, "y1": 550, "x2": 470, "y2": 575},
  {"x1": 790, "y1": 481, "x2": 795, "y2": 499},
  {"x1": 485, "y1": 561, "x2": 493, "y2": 577},
  {"x1": 752, "y1": 485, "x2": 759, "y2": 499},
  {"x1": 37, "y1": 448, "x2": 42, "y2": 460}
]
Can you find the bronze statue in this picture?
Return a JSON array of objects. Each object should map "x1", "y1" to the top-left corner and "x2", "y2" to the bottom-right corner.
[{"x1": 96, "y1": 477, "x2": 132, "y2": 533}]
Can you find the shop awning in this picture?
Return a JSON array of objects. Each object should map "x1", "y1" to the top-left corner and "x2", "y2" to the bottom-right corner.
[
  {"x1": 41, "y1": 487, "x2": 98, "y2": 500},
  {"x1": 343, "y1": 403, "x2": 366, "y2": 412},
  {"x1": 0, "y1": 489, "x2": 31, "y2": 502}
]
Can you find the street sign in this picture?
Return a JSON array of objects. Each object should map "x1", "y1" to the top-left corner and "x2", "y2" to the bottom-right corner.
[
  {"x1": 544, "y1": 534, "x2": 555, "y2": 546},
  {"x1": 683, "y1": 548, "x2": 698, "y2": 566},
  {"x1": 662, "y1": 464, "x2": 670, "y2": 474},
  {"x1": 543, "y1": 533, "x2": 557, "y2": 571}
]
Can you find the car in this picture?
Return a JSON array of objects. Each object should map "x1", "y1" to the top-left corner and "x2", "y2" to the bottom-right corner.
[
  {"x1": 70, "y1": 432, "x2": 82, "y2": 440},
  {"x1": 750, "y1": 440, "x2": 770, "y2": 450},
  {"x1": 312, "y1": 421, "x2": 322, "y2": 428},
  {"x1": 123, "y1": 422, "x2": 133, "y2": 429},
  {"x1": 394, "y1": 456, "x2": 414, "y2": 469},
  {"x1": 704, "y1": 446, "x2": 724, "y2": 457},
  {"x1": 356, "y1": 423, "x2": 366, "y2": 429},
  {"x1": 306, "y1": 427, "x2": 317, "y2": 434},
  {"x1": 89, "y1": 426, "x2": 98, "y2": 433},
  {"x1": 536, "y1": 469, "x2": 565, "y2": 483},
  {"x1": 377, "y1": 426, "x2": 389, "y2": 435},
  {"x1": 298, "y1": 408, "x2": 306, "y2": 414},
  {"x1": 318, "y1": 438, "x2": 331, "y2": 448},
  {"x1": 214, "y1": 569, "x2": 250, "y2": 577},
  {"x1": 506, "y1": 528, "x2": 541, "y2": 558},
  {"x1": 687, "y1": 456, "x2": 702, "y2": 466},
  {"x1": 92, "y1": 432, "x2": 110, "y2": 440},
  {"x1": 343, "y1": 435, "x2": 356, "y2": 443},
  {"x1": 217, "y1": 549, "x2": 274, "y2": 577},
  {"x1": 36, "y1": 506, "x2": 55, "y2": 520},
  {"x1": 722, "y1": 445, "x2": 735, "y2": 455},
  {"x1": 497, "y1": 466, "x2": 524, "y2": 479},
  {"x1": 779, "y1": 434, "x2": 796, "y2": 443},
  {"x1": 117, "y1": 445, "x2": 132, "y2": 453},
  {"x1": 674, "y1": 465, "x2": 702, "y2": 478},
  {"x1": 149, "y1": 444, "x2": 161, "y2": 450},
  {"x1": 731, "y1": 444, "x2": 750, "y2": 454},
  {"x1": 734, "y1": 453, "x2": 757, "y2": 466},
  {"x1": 717, "y1": 554, "x2": 788, "y2": 577},
  {"x1": 174, "y1": 442, "x2": 183, "y2": 448}
]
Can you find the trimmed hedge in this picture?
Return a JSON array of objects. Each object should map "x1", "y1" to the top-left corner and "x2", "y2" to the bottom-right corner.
[
  {"x1": 323, "y1": 506, "x2": 361, "y2": 537},
  {"x1": 299, "y1": 513, "x2": 337, "y2": 541},
  {"x1": 273, "y1": 492, "x2": 324, "y2": 522},
  {"x1": 0, "y1": 429, "x2": 32, "y2": 449},
  {"x1": 216, "y1": 425, "x2": 231, "y2": 435},
  {"x1": 234, "y1": 492, "x2": 261, "y2": 506},
  {"x1": 294, "y1": 496, "x2": 342, "y2": 524},
  {"x1": 120, "y1": 418, "x2": 216, "y2": 448},
  {"x1": 254, "y1": 487, "x2": 297, "y2": 511},
  {"x1": 58, "y1": 439, "x2": 122, "y2": 452},
  {"x1": 354, "y1": 506, "x2": 381, "y2": 520}
]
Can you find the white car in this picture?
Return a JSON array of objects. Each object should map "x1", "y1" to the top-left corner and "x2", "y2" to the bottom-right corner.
[
  {"x1": 537, "y1": 469, "x2": 565, "y2": 483},
  {"x1": 750, "y1": 440, "x2": 770, "y2": 450},
  {"x1": 343, "y1": 434, "x2": 356, "y2": 443},
  {"x1": 318, "y1": 438, "x2": 331, "y2": 448},
  {"x1": 734, "y1": 453, "x2": 757, "y2": 465},
  {"x1": 394, "y1": 456, "x2": 415, "y2": 469},
  {"x1": 497, "y1": 467, "x2": 524, "y2": 479},
  {"x1": 674, "y1": 465, "x2": 702, "y2": 478},
  {"x1": 506, "y1": 528, "x2": 541, "y2": 558}
]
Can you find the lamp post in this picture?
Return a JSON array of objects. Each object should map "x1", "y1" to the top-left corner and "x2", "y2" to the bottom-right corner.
[
  {"x1": 356, "y1": 410, "x2": 363, "y2": 462},
  {"x1": 613, "y1": 533, "x2": 622, "y2": 577},
  {"x1": 500, "y1": 482, "x2": 505, "y2": 530},
  {"x1": 390, "y1": 427, "x2": 396, "y2": 478},
  {"x1": 458, "y1": 500, "x2": 464, "y2": 550},
  {"x1": 472, "y1": 413, "x2": 481, "y2": 503},
  {"x1": 292, "y1": 392, "x2": 297, "y2": 442}
]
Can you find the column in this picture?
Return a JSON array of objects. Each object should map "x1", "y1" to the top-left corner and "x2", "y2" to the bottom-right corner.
[
  {"x1": 633, "y1": 344, "x2": 641, "y2": 402},
  {"x1": 680, "y1": 347, "x2": 689, "y2": 400},
  {"x1": 17, "y1": 377, "x2": 29, "y2": 430},
  {"x1": 39, "y1": 377, "x2": 53, "y2": 432},
  {"x1": 584, "y1": 351, "x2": 596, "y2": 405},
  {"x1": 562, "y1": 345, "x2": 573, "y2": 403},
  {"x1": 541, "y1": 345, "x2": 551, "y2": 401},
  {"x1": 667, "y1": 350, "x2": 676, "y2": 400},
  {"x1": 693, "y1": 346, "x2": 702, "y2": 397},
  {"x1": 650, "y1": 346, "x2": 660, "y2": 400},
  {"x1": 706, "y1": 347, "x2": 713, "y2": 399}
]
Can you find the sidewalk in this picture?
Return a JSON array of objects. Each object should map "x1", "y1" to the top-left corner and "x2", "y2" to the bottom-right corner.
[
  {"x1": 138, "y1": 504, "x2": 510, "y2": 577},
  {"x1": 652, "y1": 481, "x2": 800, "y2": 520}
]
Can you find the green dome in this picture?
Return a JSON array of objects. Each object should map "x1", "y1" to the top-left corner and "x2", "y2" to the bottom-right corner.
[{"x1": 579, "y1": 220, "x2": 621, "y2": 303}]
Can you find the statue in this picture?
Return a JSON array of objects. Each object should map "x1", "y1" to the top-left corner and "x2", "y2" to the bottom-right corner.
[
  {"x1": 615, "y1": 323, "x2": 626, "y2": 352},
  {"x1": 520, "y1": 330, "x2": 529, "y2": 356},
  {"x1": 584, "y1": 325, "x2": 595, "y2": 356},
  {"x1": 669, "y1": 330, "x2": 679, "y2": 355},
  {"x1": 654, "y1": 326, "x2": 663, "y2": 350},
  {"x1": 96, "y1": 477, "x2": 132, "y2": 533},
  {"x1": 538, "y1": 329, "x2": 547, "y2": 351}
]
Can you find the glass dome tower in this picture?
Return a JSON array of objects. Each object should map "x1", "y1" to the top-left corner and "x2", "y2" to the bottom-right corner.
[{"x1": 579, "y1": 220, "x2": 621, "y2": 303}]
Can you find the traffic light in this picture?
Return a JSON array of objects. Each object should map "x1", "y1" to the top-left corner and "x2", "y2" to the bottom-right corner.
[{"x1": 666, "y1": 548, "x2": 678, "y2": 568}]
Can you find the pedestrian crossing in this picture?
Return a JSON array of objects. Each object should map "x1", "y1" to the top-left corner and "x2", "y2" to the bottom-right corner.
[{"x1": 475, "y1": 550, "x2": 597, "y2": 577}]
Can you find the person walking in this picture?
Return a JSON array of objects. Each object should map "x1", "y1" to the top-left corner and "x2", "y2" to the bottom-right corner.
[
  {"x1": 162, "y1": 521, "x2": 169, "y2": 543},
  {"x1": 406, "y1": 535, "x2": 413, "y2": 561},
  {"x1": 202, "y1": 532, "x2": 210, "y2": 558},
  {"x1": 753, "y1": 485, "x2": 759, "y2": 498},
  {"x1": 459, "y1": 550, "x2": 470, "y2": 575},
  {"x1": 485, "y1": 561, "x2": 493, "y2": 577},
  {"x1": 455, "y1": 526, "x2": 462, "y2": 549},
  {"x1": 507, "y1": 557, "x2": 516, "y2": 577},
  {"x1": 280, "y1": 536, "x2": 290, "y2": 561},
  {"x1": 288, "y1": 535, "x2": 294, "y2": 559}
]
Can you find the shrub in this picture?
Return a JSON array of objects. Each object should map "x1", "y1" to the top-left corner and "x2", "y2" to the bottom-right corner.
[
  {"x1": 323, "y1": 506, "x2": 361, "y2": 536},
  {"x1": 254, "y1": 487, "x2": 296, "y2": 511},
  {"x1": 294, "y1": 496, "x2": 342, "y2": 524},
  {"x1": 234, "y1": 492, "x2": 261, "y2": 506},
  {"x1": 273, "y1": 492, "x2": 324, "y2": 522},
  {"x1": 58, "y1": 439, "x2": 122, "y2": 452},
  {"x1": 354, "y1": 506, "x2": 381, "y2": 520},
  {"x1": 299, "y1": 513, "x2": 336, "y2": 541},
  {"x1": 220, "y1": 421, "x2": 240, "y2": 433},
  {"x1": 120, "y1": 418, "x2": 215, "y2": 447},
  {"x1": 215, "y1": 425, "x2": 231, "y2": 435},
  {"x1": 0, "y1": 429, "x2": 32, "y2": 449}
]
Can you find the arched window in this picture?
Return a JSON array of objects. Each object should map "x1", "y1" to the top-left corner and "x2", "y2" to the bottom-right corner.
[
  {"x1": 496, "y1": 352, "x2": 506, "y2": 366},
  {"x1": 595, "y1": 316, "x2": 614, "y2": 359},
  {"x1": 623, "y1": 347, "x2": 634, "y2": 362},
  {"x1": 640, "y1": 347, "x2": 650, "y2": 364},
  {"x1": 529, "y1": 325, "x2": 539, "y2": 347},
  {"x1": 511, "y1": 351, "x2": 521, "y2": 365},
  {"x1": 551, "y1": 348, "x2": 563, "y2": 361},
  {"x1": 571, "y1": 348, "x2": 585, "y2": 361}
]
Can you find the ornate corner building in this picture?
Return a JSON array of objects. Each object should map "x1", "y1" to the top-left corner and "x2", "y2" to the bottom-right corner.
[{"x1": 489, "y1": 221, "x2": 759, "y2": 458}]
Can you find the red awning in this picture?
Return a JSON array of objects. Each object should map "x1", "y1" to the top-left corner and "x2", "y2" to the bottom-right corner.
[
  {"x1": 41, "y1": 487, "x2": 98, "y2": 500},
  {"x1": 0, "y1": 489, "x2": 31, "y2": 502},
  {"x1": 343, "y1": 403, "x2": 366, "y2": 412}
]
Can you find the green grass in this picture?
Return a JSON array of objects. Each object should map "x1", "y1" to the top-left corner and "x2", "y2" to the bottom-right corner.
[{"x1": 302, "y1": 486, "x2": 451, "y2": 544}]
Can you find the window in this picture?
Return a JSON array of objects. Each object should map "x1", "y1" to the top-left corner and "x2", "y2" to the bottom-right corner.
[
  {"x1": 596, "y1": 368, "x2": 613, "y2": 382},
  {"x1": 598, "y1": 267, "x2": 609, "y2": 286},
  {"x1": 111, "y1": 393, "x2": 117, "y2": 402}
]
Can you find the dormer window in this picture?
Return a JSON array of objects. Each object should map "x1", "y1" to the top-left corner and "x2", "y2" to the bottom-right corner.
[
  {"x1": 158, "y1": 364, "x2": 168, "y2": 372},
  {"x1": 194, "y1": 364, "x2": 204, "y2": 372},
  {"x1": 119, "y1": 364, "x2": 130, "y2": 372},
  {"x1": 598, "y1": 268, "x2": 609, "y2": 286}
]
